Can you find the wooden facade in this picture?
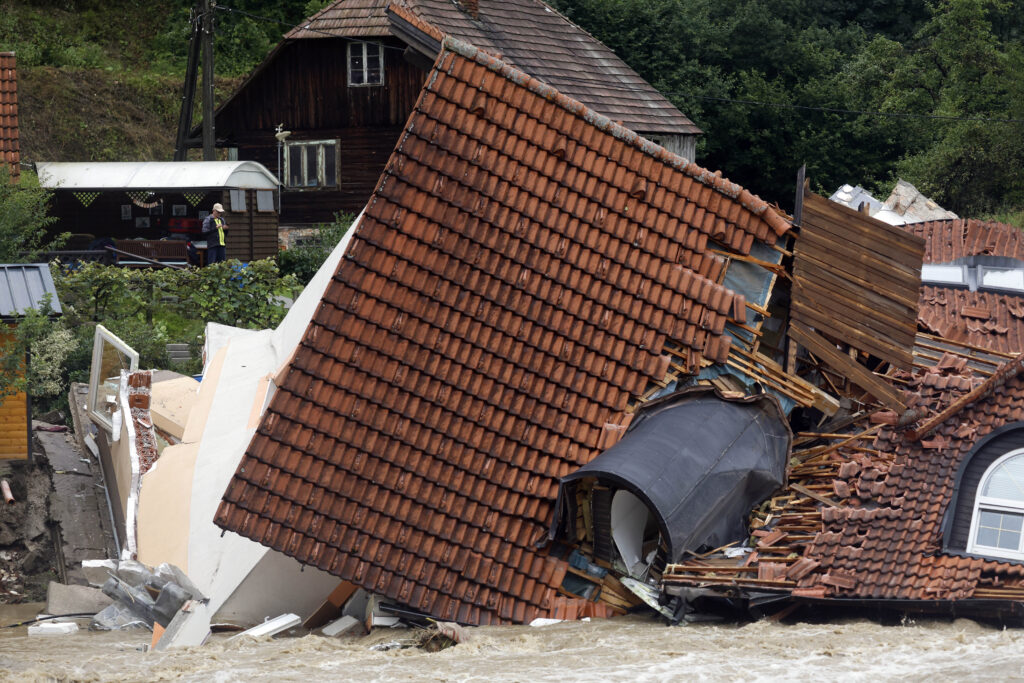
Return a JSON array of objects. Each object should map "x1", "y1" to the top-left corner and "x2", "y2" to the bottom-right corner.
[
  {"x1": 48, "y1": 188, "x2": 279, "y2": 262},
  {"x1": 0, "y1": 328, "x2": 29, "y2": 460},
  {"x1": 214, "y1": 37, "x2": 427, "y2": 225}
]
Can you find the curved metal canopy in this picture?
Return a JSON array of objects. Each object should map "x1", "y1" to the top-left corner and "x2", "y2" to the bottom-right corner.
[
  {"x1": 552, "y1": 387, "x2": 792, "y2": 564},
  {"x1": 35, "y1": 161, "x2": 280, "y2": 191}
]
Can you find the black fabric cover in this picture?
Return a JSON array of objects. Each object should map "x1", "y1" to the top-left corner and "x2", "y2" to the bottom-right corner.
[{"x1": 551, "y1": 387, "x2": 791, "y2": 563}]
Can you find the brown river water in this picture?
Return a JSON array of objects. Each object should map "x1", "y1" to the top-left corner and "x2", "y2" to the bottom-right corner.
[{"x1": 2, "y1": 603, "x2": 1024, "y2": 682}]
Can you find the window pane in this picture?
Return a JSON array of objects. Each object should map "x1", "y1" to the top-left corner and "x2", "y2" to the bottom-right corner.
[
  {"x1": 920, "y1": 264, "x2": 965, "y2": 285},
  {"x1": 981, "y1": 267, "x2": 1024, "y2": 292},
  {"x1": 256, "y1": 190, "x2": 274, "y2": 212},
  {"x1": 323, "y1": 144, "x2": 336, "y2": 187},
  {"x1": 977, "y1": 509, "x2": 1024, "y2": 550},
  {"x1": 306, "y1": 146, "x2": 319, "y2": 187},
  {"x1": 288, "y1": 146, "x2": 303, "y2": 187},
  {"x1": 982, "y1": 454, "x2": 1024, "y2": 501},
  {"x1": 365, "y1": 42, "x2": 379, "y2": 58},
  {"x1": 350, "y1": 47, "x2": 364, "y2": 85}
]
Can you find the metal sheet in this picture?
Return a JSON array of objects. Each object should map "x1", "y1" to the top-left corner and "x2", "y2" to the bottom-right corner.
[{"x1": 36, "y1": 161, "x2": 280, "y2": 191}]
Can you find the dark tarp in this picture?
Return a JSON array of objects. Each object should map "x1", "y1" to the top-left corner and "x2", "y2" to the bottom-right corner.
[{"x1": 549, "y1": 387, "x2": 791, "y2": 564}]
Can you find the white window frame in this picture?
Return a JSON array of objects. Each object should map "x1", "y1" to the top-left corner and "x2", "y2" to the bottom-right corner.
[
  {"x1": 347, "y1": 41, "x2": 384, "y2": 87},
  {"x1": 284, "y1": 139, "x2": 338, "y2": 189},
  {"x1": 88, "y1": 324, "x2": 139, "y2": 433},
  {"x1": 967, "y1": 448, "x2": 1024, "y2": 562}
]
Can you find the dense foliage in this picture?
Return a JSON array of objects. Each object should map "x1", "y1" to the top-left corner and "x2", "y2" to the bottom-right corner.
[
  {"x1": 0, "y1": 259, "x2": 300, "y2": 413},
  {"x1": 276, "y1": 213, "x2": 355, "y2": 285},
  {"x1": 551, "y1": 0, "x2": 1024, "y2": 216},
  {"x1": 0, "y1": 167, "x2": 63, "y2": 262}
]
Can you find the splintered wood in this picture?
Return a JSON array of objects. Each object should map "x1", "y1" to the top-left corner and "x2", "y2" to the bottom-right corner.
[{"x1": 662, "y1": 431, "x2": 862, "y2": 592}]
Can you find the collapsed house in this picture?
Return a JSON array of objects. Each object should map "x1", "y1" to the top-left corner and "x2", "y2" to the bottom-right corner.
[{"x1": 74, "y1": 13, "x2": 1024, "y2": 642}]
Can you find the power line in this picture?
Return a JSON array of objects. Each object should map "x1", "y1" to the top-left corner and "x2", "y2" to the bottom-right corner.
[
  {"x1": 212, "y1": 4, "x2": 407, "y2": 51},
  {"x1": 210, "y1": 3, "x2": 1024, "y2": 125}
]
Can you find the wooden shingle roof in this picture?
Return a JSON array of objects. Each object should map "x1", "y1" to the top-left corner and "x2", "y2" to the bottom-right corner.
[{"x1": 214, "y1": 38, "x2": 787, "y2": 625}]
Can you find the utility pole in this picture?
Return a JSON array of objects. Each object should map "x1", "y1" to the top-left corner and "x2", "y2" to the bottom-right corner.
[
  {"x1": 172, "y1": 1, "x2": 216, "y2": 161},
  {"x1": 200, "y1": 0, "x2": 215, "y2": 160}
]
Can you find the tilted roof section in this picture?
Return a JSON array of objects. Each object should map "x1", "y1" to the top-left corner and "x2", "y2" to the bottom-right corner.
[
  {"x1": 35, "y1": 161, "x2": 280, "y2": 191},
  {"x1": 0, "y1": 52, "x2": 20, "y2": 183},
  {"x1": 909, "y1": 219, "x2": 1024, "y2": 355},
  {"x1": 215, "y1": 37, "x2": 788, "y2": 625},
  {"x1": 287, "y1": 0, "x2": 701, "y2": 137},
  {"x1": 0, "y1": 264, "x2": 61, "y2": 317}
]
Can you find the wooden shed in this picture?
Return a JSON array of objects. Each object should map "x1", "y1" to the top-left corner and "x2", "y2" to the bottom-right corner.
[
  {"x1": 36, "y1": 161, "x2": 281, "y2": 262},
  {"x1": 0, "y1": 264, "x2": 61, "y2": 460}
]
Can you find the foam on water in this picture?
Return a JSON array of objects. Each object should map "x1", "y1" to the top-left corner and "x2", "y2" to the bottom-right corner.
[{"x1": 2, "y1": 607, "x2": 1024, "y2": 682}]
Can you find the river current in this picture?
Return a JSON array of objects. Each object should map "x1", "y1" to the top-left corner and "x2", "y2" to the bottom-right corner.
[{"x1": 2, "y1": 604, "x2": 1023, "y2": 682}]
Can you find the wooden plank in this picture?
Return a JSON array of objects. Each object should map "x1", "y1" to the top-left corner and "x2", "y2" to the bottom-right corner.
[
  {"x1": 794, "y1": 257, "x2": 921, "y2": 313},
  {"x1": 802, "y1": 206, "x2": 925, "y2": 271},
  {"x1": 792, "y1": 279, "x2": 917, "y2": 347},
  {"x1": 795, "y1": 228, "x2": 922, "y2": 291},
  {"x1": 789, "y1": 482, "x2": 840, "y2": 507},
  {"x1": 791, "y1": 300, "x2": 914, "y2": 369},
  {"x1": 803, "y1": 193, "x2": 926, "y2": 258},
  {"x1": 789, "y1": 322, "x2": 908, "y2": 412}
]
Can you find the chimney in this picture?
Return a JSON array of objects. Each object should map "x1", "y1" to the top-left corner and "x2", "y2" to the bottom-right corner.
[{"x1": 459, "y1": 0, "x2": 479, "y2": 18}]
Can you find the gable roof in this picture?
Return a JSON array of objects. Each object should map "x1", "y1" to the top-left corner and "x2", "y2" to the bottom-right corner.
[
  {"x1": 0, "y1": 52, "x2": 19, "y2": 183},
  {"x1": 909, "y1": 219, "x2": 1024, "y2": 354},
  {"x1": 214, "y1": 37, "x2": 788, "y2": 625},
  {"x1": 285, "y1": 0, "x2": 700, "y2": 138}
]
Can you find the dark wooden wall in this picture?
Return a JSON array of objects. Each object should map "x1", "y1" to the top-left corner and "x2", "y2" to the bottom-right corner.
[
  {"x1": 215, "y1": 38, "x2": 428, "y2": 225},
  {"x1": 48, "y1": 189, "x2": 278, "y2": 262}
]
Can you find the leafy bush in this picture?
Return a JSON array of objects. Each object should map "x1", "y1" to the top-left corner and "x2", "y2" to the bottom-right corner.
[
  {"x1": 0, "y1": 258, "x2": 302, "y2": 413},
  {"x1": 276, "y1": 213, "x2": 355, "y2": 285},
  {"x1": 0, "y1": 168, "x2": 65, "y2": 262}
]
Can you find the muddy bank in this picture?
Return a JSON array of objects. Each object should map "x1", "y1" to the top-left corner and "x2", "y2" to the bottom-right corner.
[
  {"x1": 0, "y1": 453, "x2": 58, "y2": 604},
  {"x1": 2, "y1": 609, "x2": 1024, "y2": 682}
]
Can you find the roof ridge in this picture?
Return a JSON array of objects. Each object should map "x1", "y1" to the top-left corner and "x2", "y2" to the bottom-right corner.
[{"x1": 438, "y1": 35, "x2": 789, "y2": 237}]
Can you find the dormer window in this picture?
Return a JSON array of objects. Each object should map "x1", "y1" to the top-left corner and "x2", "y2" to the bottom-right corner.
[
  {"x1": 348, "y1": 41, "x2": 383, "y2": 86},
  {"x1": 968, "y1": 449, "x2": 1024, "y2": 561}
]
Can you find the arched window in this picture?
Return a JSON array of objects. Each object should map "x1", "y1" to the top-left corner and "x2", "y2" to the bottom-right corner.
[{"x1": 967, "y1": 449, "x2": 1024, "y2": 561}]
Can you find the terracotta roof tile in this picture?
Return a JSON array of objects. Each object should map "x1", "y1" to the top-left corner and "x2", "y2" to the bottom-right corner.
[
  {"x1": 911, "y1": 219, "x2": 1024, "y2": 354},
  {"x1": 0, "y1": 53, "x2": 19, "y2": 183},
  {"x1": 215, "y1": 37, "x2": 788, "y2": 624}
]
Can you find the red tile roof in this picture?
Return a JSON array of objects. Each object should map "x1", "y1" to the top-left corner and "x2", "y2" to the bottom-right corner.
[
  {"x1": 0, "y1": 52, "x2": 20, "y2": 183},
  {"x1": 908, "y1": 219, "x2": 1024, "y2": 354},
  {"x1": 214, "y1": 37, "x2": 788, "y2": 625},
  {"x1": 287, "y1": 0, "x2": 701, "y2": 137},
  {"x1": 797, "y1": 362, "x2": 1024, "y2": 601}
]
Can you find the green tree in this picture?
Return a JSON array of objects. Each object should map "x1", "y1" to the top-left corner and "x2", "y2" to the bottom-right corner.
[{"x1": 0, "y1": 168, "x2": 64, "y2": 262}]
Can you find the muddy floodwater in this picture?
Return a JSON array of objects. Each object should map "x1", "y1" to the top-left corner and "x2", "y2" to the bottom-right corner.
[{"x1": 3, "y1": 604, "x2": 1024, "y2": 682}]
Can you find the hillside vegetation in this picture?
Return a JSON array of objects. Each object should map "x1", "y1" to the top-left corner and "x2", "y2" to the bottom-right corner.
[{"x1": 2, "y1": 0, "x2": 1021, "y2": 221}]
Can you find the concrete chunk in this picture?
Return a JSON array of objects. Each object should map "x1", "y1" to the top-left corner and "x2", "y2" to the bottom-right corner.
[
  {"x1": 82, "y1": 559, "x2": 118, "y2": 588},
  {"x1": 46, "y1": 581, "x2": 113, "y2": 616}
]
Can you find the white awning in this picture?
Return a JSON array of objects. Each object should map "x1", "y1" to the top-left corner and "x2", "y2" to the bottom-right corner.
[{"x1": 35, "y1": 161, "x2": 280, "y2": 191}]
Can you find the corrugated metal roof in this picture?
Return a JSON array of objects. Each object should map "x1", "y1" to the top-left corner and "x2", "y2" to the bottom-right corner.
[
  {"x1": 0, "y1": 52, "x2": 20, "y2": 183},
  {"x1": 214, "y1": 37, "x2": 787, "y2": 626},
  {"x1": 0, "y1": 264, "x2": 62, "y2": 317},
  {"x1": 35, "y1": 161, "x2": 280, "y2": 191}
]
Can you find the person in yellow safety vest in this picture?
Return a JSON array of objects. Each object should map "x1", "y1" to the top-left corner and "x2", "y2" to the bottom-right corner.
[{"x1": 201, "y1": 202, "x2": 229, "y2": 264}]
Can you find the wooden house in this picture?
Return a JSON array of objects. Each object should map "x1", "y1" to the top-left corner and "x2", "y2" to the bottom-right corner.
[{"x1": 206, "y1": 0, "x2": 702, "y2": 226}]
